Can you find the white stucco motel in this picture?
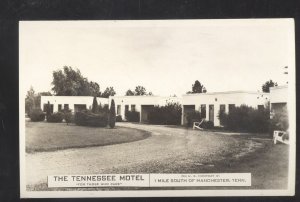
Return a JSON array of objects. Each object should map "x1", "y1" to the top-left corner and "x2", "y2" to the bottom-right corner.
[
  {"x1": 109, "y1": 96, "x2": 181, "y2": 122},
  {"x1": 40, "y1": 96, "x2": 109, "y2": 113},
  {"x1": 181, "y1": 91, "x2": 269, "y2": 126},
  {"x1": 269, "y1": 85, "x2": 288, "y2": 117},
  {"x1": 41, "y1": 90, "x2": 270, "y2": 126}
]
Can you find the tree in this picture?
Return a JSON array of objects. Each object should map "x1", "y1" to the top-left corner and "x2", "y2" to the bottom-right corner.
[
  {"x1": 125, "y1": 89, "x2": 135, "y2": 96},
  {"x1": 92, "y1": 96, "x2": 98, "y2": 113},
  {"x1": 186, "y1": 80, "x2": 206, "y2": 94},
  {"x1": 109, "y1": 99, "x2": 116, "y2": 128},
  {"x1": 46, "y1": 101, "x2": 52, "y2": 120},
  {"x1": 89, "y1": 81, "x2": 101, "y2": 97},
  {"x1": 135, "y1": 86, "x2": 147, "y2": 95},
  {"x1": 25, "y1": 87, "x2": 52, "y2": 114},
  {"x1": 51, "y1": 66, "x2": 101, "y2": 96},
  {"x1": 101, "y1": 87, "x2": 116, "y2": 98},
  {"x1": 262, "y1": 80, "x2": 278, "y2": 93},
  {"x1": 25, "y1": 87, "x2": 36, "y2": 113}
]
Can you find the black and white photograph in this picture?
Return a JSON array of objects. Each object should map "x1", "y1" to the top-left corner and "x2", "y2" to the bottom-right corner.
[{"x1": 19, "y1": 19, "x2": 295, "y2": 197}]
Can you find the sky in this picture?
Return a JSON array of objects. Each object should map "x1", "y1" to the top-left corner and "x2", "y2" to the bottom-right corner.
[{"x1": 19, "y1": 19, "x2": 294, "y2": 96}]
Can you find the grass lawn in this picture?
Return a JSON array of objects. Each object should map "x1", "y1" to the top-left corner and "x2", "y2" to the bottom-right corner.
[{"x1": 25, "y1": 121, "x2": 150, "y2": 153}]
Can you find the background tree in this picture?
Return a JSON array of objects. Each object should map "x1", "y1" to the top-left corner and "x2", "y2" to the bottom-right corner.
[
  {"x1": 89, "y1": 81, "x2": 101, "y2": 97},
  {"x1": 92, "y1": 96, "x2": 98, "y2": 113},
  {"x1": 25, "y1": 87, "x2": 52, "y2": 114},
  {"x1": 193, "y1": 80, "x2": 205, "y2": 93},
  {"x1": 101, "y1": 87, "x2": 116, "y2": 98},
  {"x1": 51, "y1": 66, "x2": 101, "y2": 96},
  {"x1": 187, "y1": 80, "x2": 206, "y2": 94},
  {"x1": 135, "y1": 86, "x2": 147, "y2": 95},
  {"x1": 125, "y1": 89, "x2": 135, "y2": 96},
  {"x1": 109, "y1": 99, "x2": 116, "y2": 128},
  {"x1": 262, "y1": 80, "x2": 278, "y2": 93},
  {"x1": 25, "y1": 87, "x2": 36, "y2": 113}
]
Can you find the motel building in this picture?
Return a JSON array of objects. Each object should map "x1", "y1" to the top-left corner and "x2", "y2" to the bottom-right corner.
[
  {"x1": 41, "y1": 91, "x2": 269, "y2": 126},
  {"x1": 108, "y1": 96, "x2": 181, "y2": 123},
  {"x1": 181, "y1": 91, "x2": 269, "y2": 126},
  {"x1": 40, "y1": 96, "x2": 109, "y2": 113},
  {"x1": 269, "y1": 85, "x2": 288, "y2": 118}
]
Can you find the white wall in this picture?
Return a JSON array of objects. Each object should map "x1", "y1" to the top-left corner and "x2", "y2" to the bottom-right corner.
[
  {"x1": 270, "y1": 85, "x2": 288, "y2": 104},
  {"x1": 40, "y1": 96, "x2": 109, "y2": 112},
  {"x1": 181, "y1": 91, "x2": 269, "y2": 126},
  {"x1": 109, "y1": 96, "x2": 182, "y2": 121}
]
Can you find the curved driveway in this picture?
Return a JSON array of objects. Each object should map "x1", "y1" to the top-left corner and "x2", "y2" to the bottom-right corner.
[{"x1": 26, "y1": 123, "x2": 257, "y2": 187}]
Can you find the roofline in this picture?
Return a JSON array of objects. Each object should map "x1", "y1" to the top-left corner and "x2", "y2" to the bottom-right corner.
[
  {"x1": 110, "y1": 95, "x2": 178, "y2": 98},
  {"x1": 41, "y1": 96, "x2": 108, "y2": 98},
  {"x1": 270, "y1": 85, "x2": 288, "y2": 90},
  {"x1": 182, "y1": 91, "x2": 269, "y2": 96}
]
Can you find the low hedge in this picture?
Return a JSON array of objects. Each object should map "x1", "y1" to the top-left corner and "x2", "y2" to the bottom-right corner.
[
  {"x1": 202, "y1": 120, "x2": 214, "y2": 129},
  {"x1": 116, "y1": 115, "x2": 123, "y2": 122},
  {"x1": 29, "y1": 108, "x2": 45, "y2": 122},
  {"x1": 218, "y1": 105, "x2": 270, "y2": 133},
  {"x1": 74, "y1": 111, "x2": 108, "y2": 127},
  {"x1": 47, "y1": 112, "x2": 64, "y2": 123},
  {"x1": 64, "y1": 112, "x2": 75, "y2": 124},
  {"x1": 148, "y1": 103, "x2": 182, "y2": 125},
  {"x1": 186, "y1": 111, "x2": 201, "y2": 127}
]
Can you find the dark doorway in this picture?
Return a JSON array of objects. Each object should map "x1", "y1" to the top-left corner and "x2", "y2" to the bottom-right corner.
[
  {"x1": 183, "y1": 105, "x2": 195, "y2": 125},
  {"x1": 141, "y1": 105, "x2": 154, "y2": 123},
  {"x1": 209, "y1": 105, "x2": 214, "y2": 123}
]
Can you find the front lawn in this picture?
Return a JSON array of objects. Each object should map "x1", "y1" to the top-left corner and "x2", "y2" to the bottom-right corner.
[{"x1": 25, "y1": 121, "x2": 150, "y2": 153}]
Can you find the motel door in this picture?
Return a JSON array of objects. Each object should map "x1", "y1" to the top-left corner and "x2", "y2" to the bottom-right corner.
[{"x1": 209, "y1": 105, "x2": 214, "y2": 123}]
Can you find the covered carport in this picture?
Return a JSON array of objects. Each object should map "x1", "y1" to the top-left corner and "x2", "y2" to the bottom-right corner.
[
  {"x1": 182, "y1": 105, "x2": 195, "y2": 125},
  {"x1": 140, "y1": 105, "x2": 155, "y2": 123}
]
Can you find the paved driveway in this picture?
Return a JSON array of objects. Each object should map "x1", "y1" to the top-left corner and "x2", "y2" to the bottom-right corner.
[{"x1": 25, "y1": 123, "x2": 258, "y2": 188}]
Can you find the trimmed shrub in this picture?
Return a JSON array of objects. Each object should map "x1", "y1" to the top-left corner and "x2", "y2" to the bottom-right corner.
[
  {"x1": 186, "y1": 111, "x2": 202, "y2": 127},
  {"x1": 75, "y1": 111, "x2": 108, "y2": 127},
  {"x1": 29, "y1": 108, "x2": 45, "y2": 122},
  {"x1": 64, "y1": 112, "x2": 74, "y2": 124},
  {"x1": 202, "y1": 120, "x2": 214, "y2": 129},
  {"x1": 109, "y1": 99, "x2": 116, "y2": 128},
  {"x1": 116, "y1": 115, "x2": 123, "y2": 122},
  {"x1": 47, "y1": 112, "x2": 64, "y2": 123},
  {"x1": 218, "y1": 105, "x2": 270, "y2": 133},
  {"x1": 125, "y1": 111, "x2": 140, "y2": 122},
  {"x1": 45, "y1": 101, "x2": 51, "y2": 119},
  {"x1": 148, "y1": 103, "x2": 182, "y2": 125},
  {"x1": 92, "y1": 96, "x2": 98, "y2": 113}
]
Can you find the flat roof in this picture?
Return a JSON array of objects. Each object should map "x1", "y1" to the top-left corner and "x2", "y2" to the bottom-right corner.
[
  {"x1": 182, "y1": 91, "x2": 269, "y2": 96},
  {"x1": 270, "y1": 85, "x2": 288, "y2": 90}
]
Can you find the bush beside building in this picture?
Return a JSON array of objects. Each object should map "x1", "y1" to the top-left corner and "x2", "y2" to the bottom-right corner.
[
  {"x1": 47, "y1": 112, "x2": 64, "y2": 123},
  {"x1": 218, "y1": 105, "x2": 270, "y2": 133},
  {"x1": 148, "y1": 103, "x2": 182, "y2": 125},
  {"x1": 28, "y1": 108, "x2": 45, "y2": 122}
]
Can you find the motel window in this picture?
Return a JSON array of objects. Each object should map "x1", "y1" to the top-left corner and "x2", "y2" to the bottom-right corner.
[
  {"x1": 220, "y1": 104, "x2": 226, "y2": 114},
  {"x1": 58, "y1": 104, "x2": 62, "y2": 112},
  {"x1": 228, "y1": 104, "x2": 235, "y2": 114},
  {"x1": 258, "y1": 105, "x2": 264, "y2": 111},
  {"x1": 131, "y1": 105, "x2": 136, "y2": 111},
  {"x1": 117, "y1": 105, "x2": 121, "y2": 115},
  {"x1": 200, "y1": 104, "x2": 206, "y2": 118},
  {"x1": 125, "y1": 105, "x2": 129, "y2": 112},
  {"x1": 64, "y1": 104, "x2": 69, "y2": 110},
  {"x1": 74, "y1": 104, "x2": 86, "y2": 112}
]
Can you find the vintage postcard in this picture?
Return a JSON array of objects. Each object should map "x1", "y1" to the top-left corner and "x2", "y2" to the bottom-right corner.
[{"x1": 19, "y1": 19, "x2": 295, "y2": 197}]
